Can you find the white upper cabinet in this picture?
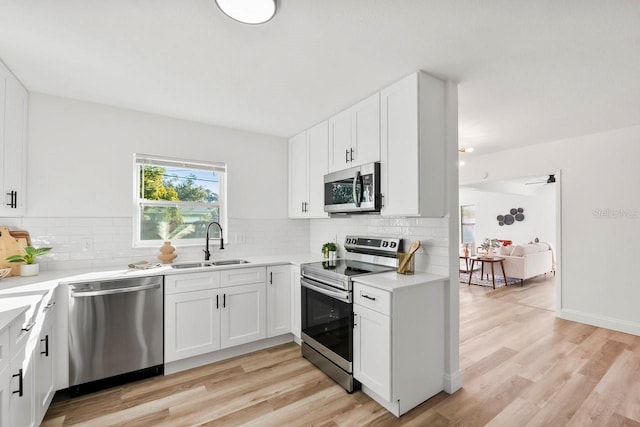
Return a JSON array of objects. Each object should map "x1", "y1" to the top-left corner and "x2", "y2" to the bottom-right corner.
[
  {"x1": 288, "y1": 131, "x2": 307, "y2": 218},
  {"x1": 351, "y1": 94, "x2": 380, "y2": 167},
  {"x1": 380, "y1": 72, "x2": 446, "y2": 217},
  {"x1": 328, "y1": 93, "x2": 380, "y2": 172},
  {"x1": 328, "y1": 108, "x2": 351, "y2": 171},
  {"x1": 288, "y1": 121, "x2": 329, "y2": 219},
  {"x1": 0, "y1": 61, "x2": 28, "y2": 217}
]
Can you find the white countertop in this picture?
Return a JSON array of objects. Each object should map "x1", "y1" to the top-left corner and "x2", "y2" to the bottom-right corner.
[
  {"x1": 352, "y1": 271, "x2": 447, "y2": 292},
  {"x1": 0, "y1": 252, "x2": 326, "y2": 329}
]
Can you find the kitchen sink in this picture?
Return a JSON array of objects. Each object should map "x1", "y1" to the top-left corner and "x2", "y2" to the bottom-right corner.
[{"x1": 171, "y1": 259, "x2": 249, "y2": 269}]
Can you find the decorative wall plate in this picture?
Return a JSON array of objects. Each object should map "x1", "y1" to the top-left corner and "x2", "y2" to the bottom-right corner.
[
  {"x1": 497, "y1": 215, "x2": 505, "y2": 221},
  {"x1": 504, "y1": 215, "x2": 515, "y2": 225},
  {"x1": 515, "y1": 213, "x2": 525, "y2": 221}
]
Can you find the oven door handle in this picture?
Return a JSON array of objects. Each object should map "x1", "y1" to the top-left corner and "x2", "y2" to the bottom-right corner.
[{"x1": 301, "y1": 278, "x2": 352, "y2": 304}]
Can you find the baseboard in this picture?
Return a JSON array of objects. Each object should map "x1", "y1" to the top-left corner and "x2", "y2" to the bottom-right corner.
[
  {"x1": 165, "y1": 334, "x2": 294, "y2": 375},
  {"x1": 443, "y1": 370, "x2": 463, "y2": 394},
  {"x1": 558, "y1": 309, "x2": 640, "y2": 337}
]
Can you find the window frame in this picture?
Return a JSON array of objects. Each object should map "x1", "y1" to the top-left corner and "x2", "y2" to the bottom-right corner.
[{"x1": 132, "y1": 153, "x2": 227, "y2": 248}]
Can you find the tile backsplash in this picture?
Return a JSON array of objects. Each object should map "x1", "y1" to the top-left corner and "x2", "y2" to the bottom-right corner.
[
  {"x1": 0, "y1": 217, "x2": 310, "y2": 272},
  {"x1": 310, "y1": 216, "x2": 450, "y2": 275},
  {"x1": 1, "y1": 216, "x2": 448, "y2": 275}
]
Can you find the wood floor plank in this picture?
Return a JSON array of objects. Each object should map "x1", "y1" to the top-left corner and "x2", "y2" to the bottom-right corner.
[{"x1": 44, "y1": 274, "x2": 640, "y2": 426}]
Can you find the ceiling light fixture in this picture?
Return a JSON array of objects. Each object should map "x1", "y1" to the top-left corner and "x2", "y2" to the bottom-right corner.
[
  {"x1": 215, "y1": 0, "x2": 276, "y2": 24},
  {"x1": 459, "y1": 147, "x2": 474, "y2": 153}
]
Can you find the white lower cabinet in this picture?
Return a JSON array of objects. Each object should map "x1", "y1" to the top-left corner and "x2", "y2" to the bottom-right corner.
[
  {"x1": 165, "y1": 266, "x2": 290, "y2": 364},
  {"x1": 1, "y1": 289, "x2": 57, "y2": 427},
  {"x1": 353, "y1": 304, "x2": 391, "y2": 401},
  {"x1": 165, "y1": 289, "x2": 221, "y2": 362},
  {"x1": 34, "y1": 302, "x2": 56, "y2": 426},
  {"x1": 353, "y1": 279, "x2": 445, "y2": 417},
  {"x1": 220, "y1": 283, "x2": 266, "y2": 348},
  {"x1": 267, "y1": 265, "x2": 291, "y2": 338},
  {"x1": 9, "y1": 344, "x2": 33, "y2": 427}
]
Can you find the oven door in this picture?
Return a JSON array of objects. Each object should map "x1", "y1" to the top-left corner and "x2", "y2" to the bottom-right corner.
[
  {"x1": 301, "y1": 277, "x2": 354, "y2": 372},
  {"x1": 324, "y1": 162, "x2": 380, "y2": 214}
]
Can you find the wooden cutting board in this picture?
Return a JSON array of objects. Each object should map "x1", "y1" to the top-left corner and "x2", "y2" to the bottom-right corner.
[{"x1": 0, "y1": 226, "x2": 29, "y2": 277}]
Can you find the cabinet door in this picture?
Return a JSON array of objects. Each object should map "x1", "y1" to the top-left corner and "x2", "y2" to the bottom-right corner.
[
  {"x1": 9, "y1": 343, "x2": 33, "y2": 427},
  {"x1": 288, "y1": 132, "x2": 308, "y2": 218},
  {"x1": 165, "y1": 290, "x2": 221, "y2": 362},
  {"x1": 0, "y1": 71, "x2": 28, "y2": 216},
  {"x1": 306, "y1": 121, "x2": 329, "y2": 218},
  {"x1": 290, "y1": 266, "x2": 301, "y2": 339},
  {"x1": 35, "y1": 310, "x2": 55, "y2": 425},
  {"x1": 220, "y1": 283, "x2": 266, "y2": 348},
  {"x1": 353, "y1": 304, "x2": 391, "y2": 401},
  {"x1": 380, "y1": 73, "x2": 420, "y2": 217},
  {"x1": 0, "y1": 364, "x2": 10, "y2": 427},
  {"x1": 267, "y1": 265, "x2": 291, "y2": 337},
  {"x1": 351, "y1": 93, "x2": 380, "y2": 168},
  {"x1": 328, "y1": 108, "x2": 352, "y2": 172}
]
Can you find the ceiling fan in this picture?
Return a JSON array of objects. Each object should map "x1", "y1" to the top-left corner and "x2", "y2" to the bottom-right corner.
[{"x1": 525, "y1": 174, "x2": 556, "y2": 185}]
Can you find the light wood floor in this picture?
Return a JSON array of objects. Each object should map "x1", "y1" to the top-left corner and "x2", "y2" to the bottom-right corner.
[{"x1": 43, "y1": 275, "x2": 640, "y2": 426}]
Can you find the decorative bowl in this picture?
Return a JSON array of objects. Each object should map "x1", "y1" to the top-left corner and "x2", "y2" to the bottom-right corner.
[{"x1": 0, "y1": 267, "x2": 11, "y2": 280}]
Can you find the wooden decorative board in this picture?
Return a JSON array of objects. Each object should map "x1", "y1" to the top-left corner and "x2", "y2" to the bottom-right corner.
[{"x1": 0, "y1": 226, "x2": 30, "y2": 277}]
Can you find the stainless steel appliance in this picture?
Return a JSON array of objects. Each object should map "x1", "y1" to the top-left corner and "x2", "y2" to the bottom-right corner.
[
  {"x1": 324, "y1": 162, "x2": 381, "y2": 214},
  {"x1": 301, "y1": 235, "x2": 401, "y2": 392},
  {"x1": 68, "y1": 276, "x2": 164, "y2": 394}
]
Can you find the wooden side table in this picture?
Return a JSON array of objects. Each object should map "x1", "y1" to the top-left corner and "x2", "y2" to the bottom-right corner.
[
  {"x1": 468, "y1": 256, "x2": 507, "y2": 289},
  {"x1": 459, "y1": 255, "x2": 471, "y2": 273}
]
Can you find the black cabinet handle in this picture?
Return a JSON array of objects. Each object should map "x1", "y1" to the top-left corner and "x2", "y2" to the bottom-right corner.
[
  {"x1": 21, "y1": 322, "x2": 34, "y2": 332},
  {"x1": 41, "y1": 335, "x2": 49, "y2": 357},
  {"x1": 362, "y1": 294, "x2": 376, "y2": 301},
  {"x1": 301, "y1": 202, "x2": 304, "y2": 213},
  {"x1": 353, "y1": 313, "x2": 357, "y2": 328},
  {"x1": 45, "y1": 302, "x2": 56, "y2": 310},
  {"x1": 269, "y1": 272, "x2": 273, "y2": 284},
  {"x1": 216, "y1": 294, "x2": 219, "y2": 309},
  {"x1": 12, "y1": 369, "x2": 23, "y2": 396},
  {"x1": 350, "y1": 148, "x2": 354, "y2": 162},
  {"x1": 345, "y1": 149, "x2": 349, "y2": 163},
  {"x1": 6, "y1": 191, "x2": 17, "y2": 209},
  {"x1": 223, "y1": 294, "x2": 226, "y2": 308}
]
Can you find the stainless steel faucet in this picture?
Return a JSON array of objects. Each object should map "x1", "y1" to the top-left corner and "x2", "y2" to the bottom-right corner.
[{"x1": 204, "y1": 221, "x2": 224, "y2": 261}]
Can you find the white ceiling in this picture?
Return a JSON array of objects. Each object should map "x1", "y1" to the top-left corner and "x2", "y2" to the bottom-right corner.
[{"x1": 1, "y1": 0, "x2": 639, "y2": 154}]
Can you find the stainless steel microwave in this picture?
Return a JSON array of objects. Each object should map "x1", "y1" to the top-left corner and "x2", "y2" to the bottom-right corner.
[{"x1": 324, "y1": 162, "x2": 381, "y2": 214}]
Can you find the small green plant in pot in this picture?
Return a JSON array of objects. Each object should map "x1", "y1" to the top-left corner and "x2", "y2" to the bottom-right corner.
[
  {"x1": 6, "y1": 246, "x2": 52, "y2": 277},
  {"x1": 322, "y1": 242, "x2": 337, "y2": 258}
]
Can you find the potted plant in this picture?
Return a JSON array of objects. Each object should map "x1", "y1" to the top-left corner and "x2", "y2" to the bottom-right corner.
[
  {"x1": 479, "y1": 238, "x2": 500, "y2": 258},
  {"x1": 322, "y1": 242, "x2": 337, "y2": 259},
  {"x1": 5, "y1": 246, "x2": 52, "y2": 277}
]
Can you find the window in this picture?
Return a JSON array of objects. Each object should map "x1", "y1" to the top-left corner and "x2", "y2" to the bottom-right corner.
[
  {"x1": 134, "y1": 154, "x2": 226, "y2": 247},
  {"x1": 460, "y1": 205, "x2": 476, "y2": 244}
]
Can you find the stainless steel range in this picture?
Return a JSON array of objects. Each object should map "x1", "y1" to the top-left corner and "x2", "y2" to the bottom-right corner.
[{"x1": 300, "y1": 235, "x2": 401, "y2": 392}]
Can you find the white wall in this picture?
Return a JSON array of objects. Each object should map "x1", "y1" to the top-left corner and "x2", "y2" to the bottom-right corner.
[
  {"x1": 1, "y1": 93, "x2": 309, "y2": 270},
  {"x1": 459, "y1": 185, "x2": 556, "y2": 248},
  {"x1": 460, "y1": 125, "x2": 640, "y2": 335}
]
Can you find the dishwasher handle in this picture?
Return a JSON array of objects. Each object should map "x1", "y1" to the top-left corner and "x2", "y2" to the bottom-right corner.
[{"x1": 71, "y1": 283, "x2": 161, "y2": 298}]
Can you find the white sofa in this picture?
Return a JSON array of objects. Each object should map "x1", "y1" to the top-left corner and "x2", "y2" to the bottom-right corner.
[{"x1": 498, "y1": 242, "x2": 555, "y2": 285}]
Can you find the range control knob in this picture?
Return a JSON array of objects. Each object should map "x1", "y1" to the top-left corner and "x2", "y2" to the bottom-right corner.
[
  {"x1": 382, "y1": 241, "x2": 389, "y2": 247},
  {"x1": 390, "y1": 242, "x2": 397, "y2": 248}
]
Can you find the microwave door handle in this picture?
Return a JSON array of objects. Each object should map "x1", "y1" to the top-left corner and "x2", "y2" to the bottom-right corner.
[{"x1": 353, "y1": 171, "x2": 362, "y2": 207}]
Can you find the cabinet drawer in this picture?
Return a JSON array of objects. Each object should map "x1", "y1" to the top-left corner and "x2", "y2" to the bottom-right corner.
[
  {"x1": 0, "y1": 327, "x2": 8, "y2": 371},
  {"x1": 165, "y1": 271, "x2": 221, "y2": 294},
  {"x1": 10, "y1": 311, "x2": 31, "y2": 353},
  {"x1": 220, "y1": 267, "x2": 266, "y2": 287},
  {"x1": 354, "y1": 283, "x2": 391, "y2": 316}
]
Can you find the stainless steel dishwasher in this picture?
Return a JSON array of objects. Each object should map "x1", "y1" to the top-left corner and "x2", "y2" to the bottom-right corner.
[{"x1": 68, "y1": 276, "x2": 164, "y2": 393}]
